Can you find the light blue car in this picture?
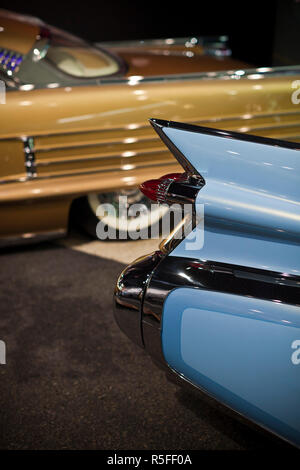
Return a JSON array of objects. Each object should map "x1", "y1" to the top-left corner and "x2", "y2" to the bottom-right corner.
[{"x1": 114, "y1": 118, "x2": 300, "y2": 447}]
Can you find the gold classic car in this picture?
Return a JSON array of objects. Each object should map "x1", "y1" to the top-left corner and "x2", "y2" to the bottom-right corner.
[{"x1": 0, "y1": 9, "x2": 299, "y2": 244}]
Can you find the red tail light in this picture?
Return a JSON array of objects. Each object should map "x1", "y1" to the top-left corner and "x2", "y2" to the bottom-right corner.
[
  {"x1": 140, "y1": 172, "x2": 203, "y2": 205},
  {"x1": 140, "y1": 173, "x2": 184, "y2": 202}
]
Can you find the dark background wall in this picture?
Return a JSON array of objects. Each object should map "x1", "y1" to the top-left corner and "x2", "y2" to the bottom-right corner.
[{"x1": 1, "y1": 0, "x2": 299, "y2": 66}]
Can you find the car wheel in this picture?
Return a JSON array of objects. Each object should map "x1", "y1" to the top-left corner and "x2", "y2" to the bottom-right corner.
[{"x1": 72, "y1": 188, "x2": 169, "y2": 240}]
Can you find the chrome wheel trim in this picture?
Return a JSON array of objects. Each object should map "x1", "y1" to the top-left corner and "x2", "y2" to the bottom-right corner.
[{"x1": 87, "y1": 190, "x2": 168, "y2": 232}]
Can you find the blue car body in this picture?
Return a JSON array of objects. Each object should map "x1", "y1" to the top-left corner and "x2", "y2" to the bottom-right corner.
[{"x1": 114, "y1": 119, "x2": 300, "y2": 447}]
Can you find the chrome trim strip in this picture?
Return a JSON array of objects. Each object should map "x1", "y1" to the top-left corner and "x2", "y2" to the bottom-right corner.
[
  {"x1": 150, "y1": 118, "x2": 300, "y2": 151},
  {"x1": 0, "y1": 159, "x2": 179, "y2": 185},
  {"x1": 239, "y1": 122, "x2": 300, "y2": 133},
  {"x1": 0, "y1": 176, "x2": 28, "y2": 184},
  {"x1": 96, "y1": 65, "x2": 300, "y2": 86},
  {"x1": 141, "y1": 256, "x2": 300, "y2": 367},
  {"x1": 0, "y1": 125, "x2": 151, "y2": 142},
  {"x1": 1, "y1": 115, "x2": 299, "y2": 184},
  {"x1": 22, "y1": 136, "x2": 37, "y2": 177},
  {"x1": 150, "y1": 120, "x2": 200, "y2": 175},
  {"x1": 98, "y1": 35, "x2": 229, "y2": 49},
  {"x1": 3, "y1": 65, "x2": 300, "y2": 91},
  {"x1": 99, "y1": 35, "x2": 231, "y2": 58},
  {"x1": 34, "y1": 119, "x2": 300, "y2": 153},
  {"x1": 35, "y1": 136, "x2": 160, "y2": 153},
  {"x1": 35, "y1": 148, "x2": 168, "y2": 167},
  {"x1": 198, "y1": 110, "x2": 300, "y2": 122}
]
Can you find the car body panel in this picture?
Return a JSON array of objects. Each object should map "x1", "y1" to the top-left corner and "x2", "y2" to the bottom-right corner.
[
  {"x1": 173, "y1": 226, "x2": 300, "y2": 276},
  {"x1": 105, "y1": 40, "x2": 248, "y2": 77},
  {"x1": 0, "y1": 197, "x2": 70, "y2": 244},
  {"x1": 160, "y1": 123, "x2": 300, "y2": 274},
  {"x1": 0, "y1": 14, "x2": 40, "y2": 54},
  {"x1": 162, "y1": 288, "x2": 300, "y2": 446}
]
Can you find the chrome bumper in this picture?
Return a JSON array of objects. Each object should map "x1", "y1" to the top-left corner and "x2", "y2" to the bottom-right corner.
[{"x1": 113, "y1": 251, "x2": 163, "y2": 348}]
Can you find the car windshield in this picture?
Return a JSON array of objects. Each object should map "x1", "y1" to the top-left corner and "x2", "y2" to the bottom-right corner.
[
  {"x1": 0, "y1": 23, "x2": 121, "y2": 87},
  {"x1": 45, "y1": 26, "x2": 120, "y2": 78}
]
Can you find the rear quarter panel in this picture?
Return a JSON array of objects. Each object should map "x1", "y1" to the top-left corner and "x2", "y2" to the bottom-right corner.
[{"x1": 162, "y1": 287, "x2": 300, "y2": 446}]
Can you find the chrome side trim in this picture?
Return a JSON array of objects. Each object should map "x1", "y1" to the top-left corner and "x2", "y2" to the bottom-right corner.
[
  {"x1": 96, "y1": 65, "x2": 300, "y2": 86},
  {"x1": 22, "y1": 136, "x2": 37, "y2": 177},
  {"x1": 35, "y1": 148, "x2": 168, "y2": 167},
  {"x1": 238, "y1": 122, "x2": 300, "y2": 133},
  {"x1": 113, "y1": 252, "x2": 300, "y2": 387},
  {"x1": 0, "y1": 159, "x2": 179, "y2": 185},
  {"x1": 142, "y1": 256, "x2": 300, "y2": 365},
  {"x1": 1, "y1": 113, "x2": 299, "y2": 184},
  {"x1": 196, "y1": 110, "x2": 300, "y2": 123},
  {"x1": 0, "y1": 176, "x2": 28, "y2": 185},
  {"x1": 99, "y1": 35, "x2": 231, "y2": 58},
  {"x1": 34, "y1": 120, "x2": 300, "y2": 153},
  {"x1": 0, "y1": 126, "x2": 151, "y2": 142},
  {"x1": 3, "y1": 65, "x2": 300, "y2": 91},
  {"x1": 150, "y1": 118, "x2": 300, "y2": 151},
  {"x1": 1, "y1": 109, "x2": 300, "y2": 142},
  {"x1": 35, "y1": 136, "x2": 159, "y2": 152},
  {"x1": 98, "y1": 35, "x2": 229, "y2": 49},
  {"x1": 150, "y1": 119, "x2": 200, "y2": 175}
]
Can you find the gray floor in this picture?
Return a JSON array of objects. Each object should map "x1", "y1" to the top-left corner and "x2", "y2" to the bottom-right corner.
[{"x1": 0, "y1": 239, "x2": 293, "y2": 450}]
